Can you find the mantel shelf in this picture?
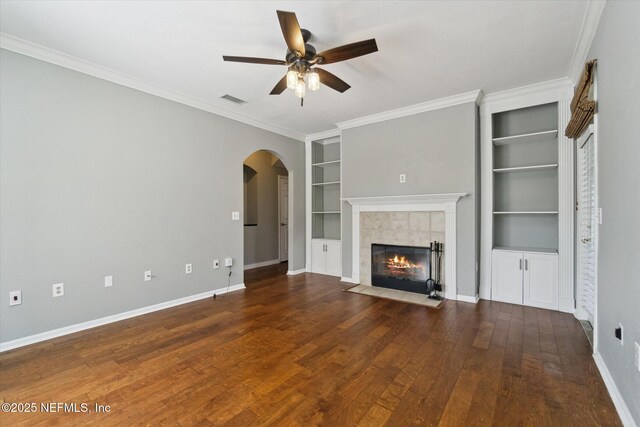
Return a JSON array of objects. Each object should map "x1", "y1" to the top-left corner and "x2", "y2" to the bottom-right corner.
[
  {"x1": 342, "y1": 193, "x2": 468, "y2": 206},
  {"x1": 492, "y1": 129, "x2": 558, "y2": 146},
  {"x1": 493, "y1": 164, "x2": 558, "y2": 173}
]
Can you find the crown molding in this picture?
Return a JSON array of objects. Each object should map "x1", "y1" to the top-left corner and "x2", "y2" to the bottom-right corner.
[
  {"x1": 0, "y1": 33, "x2": 305, "y2": 142},
  {"x1": 335, "y1": 90, "x2": 482, "y2": 131},
  {"x1": 481, "y1": 78, "x2": 574, "y2": 107},
  {"x1": 305, "y1": 128, "x2": 341, "y2": 142},
  {"x1": 568, "y1": 0, "x2": 606, "y2": 84}
]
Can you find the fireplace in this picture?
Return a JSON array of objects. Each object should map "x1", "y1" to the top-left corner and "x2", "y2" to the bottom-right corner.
[{"x1": 371, "y1": 243, "x2": 431, "y2": 294}]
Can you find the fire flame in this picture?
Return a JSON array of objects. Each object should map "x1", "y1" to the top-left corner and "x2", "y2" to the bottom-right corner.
[{"x1": 387, "y1": 255, "x2": 418, "y2": 269}]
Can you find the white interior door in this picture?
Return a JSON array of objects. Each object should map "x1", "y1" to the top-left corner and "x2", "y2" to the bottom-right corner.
[
  {"x1": 576, "y1": 126, "x2": 596, "y2": 325},
  {"x1": 278, "y1": 176, "x2": 289, "y2": 262}
]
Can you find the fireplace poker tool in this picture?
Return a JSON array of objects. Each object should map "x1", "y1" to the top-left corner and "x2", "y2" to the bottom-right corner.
[{"x1": 427, "y1": 242, "x2": 444, "y2": 301}]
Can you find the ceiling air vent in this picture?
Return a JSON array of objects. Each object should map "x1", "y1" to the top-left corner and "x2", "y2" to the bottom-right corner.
[{"x1": 220, "y1": 94, "x2": 247, "y2": 105}]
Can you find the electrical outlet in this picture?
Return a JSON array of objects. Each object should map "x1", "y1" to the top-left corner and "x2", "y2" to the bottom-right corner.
[
  {"x1": 144, "y1": 271, "x2": 152, "y2": 281},
  {"x1": 615, "y1": 323, "x2": 623, "y2": 345},
  {"x1": 232, "y1": 211, "x2": 240, "y2": 221},
  {"x1": 104, "y1": 275, "x2": 113, "y2": 288},
  {"x1": 635, "y1": 342, "x2": 640, "y2": 373},
  {"x1": 185, "y1": 263, "x2": 192, "y2": 274},
  {"x1": 399, "y1": 173, "x2": 406, "y2": 183},
  {"x1": 52, "y1": 283, "x2": 64, "y2": 297},
  {"x1": 213, "y1": 259, "x2": 220, "y2": 269},
  {"x1": 9, "y1": 290, "x2": 22, "y2": 306}
]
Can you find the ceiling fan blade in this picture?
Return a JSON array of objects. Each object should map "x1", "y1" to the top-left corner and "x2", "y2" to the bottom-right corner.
[
  {"x1": 315, "y1": 68, "x2": 351, "y2": 93},
  {"x1": 270, "y1": 75, "x2": 288, "y2": 95},
  {"x1": 315, "y1": 39, "x2": 378, "y2": 64},
  {"x1": 277, "y1": 10, "x2": 305, "y2": 57},
  {"x1": 223, "y1": 56, "x2": 286, "y2": 65}
]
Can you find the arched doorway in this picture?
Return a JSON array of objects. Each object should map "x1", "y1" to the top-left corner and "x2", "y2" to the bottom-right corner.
[{"x1": 242, "y1": 150, "x2": 289, "y2": 280}]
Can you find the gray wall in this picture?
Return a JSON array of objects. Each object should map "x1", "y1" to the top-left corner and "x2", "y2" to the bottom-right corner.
[
  {"x1": 587, "y1": 2, "x2": 640, "y2": 422},
  {"x1": 243, "y1": 151, "x2": 287, "y2": 266},
  {"x1": 0, "y1": 49, "x2": 305, "y2": 343},
  {"x1": 341, "y1": 102, "x2": 479, "y2": 297}
]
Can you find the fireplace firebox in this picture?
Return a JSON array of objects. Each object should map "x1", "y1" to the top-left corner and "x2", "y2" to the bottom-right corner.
[{"x1": 371, "y1": 243, "x2": 431, "y2": 294}]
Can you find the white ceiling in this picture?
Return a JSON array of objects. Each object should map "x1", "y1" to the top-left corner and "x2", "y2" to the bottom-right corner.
[{"x1": 0, "y1": 1, "x2": 589, "y2": 138}]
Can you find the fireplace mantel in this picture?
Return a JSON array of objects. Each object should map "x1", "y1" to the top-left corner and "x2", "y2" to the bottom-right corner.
[
  {"x1": 342, "y1": 193, "x2": 468, "y2": 300},
  {"x1": 342, "y1": 193, "x2": 468, "y2": 207}
]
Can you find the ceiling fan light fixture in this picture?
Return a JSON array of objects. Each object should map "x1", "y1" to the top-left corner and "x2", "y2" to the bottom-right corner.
[
  {"x1": 286, "y1": 69, "x2": 298, "y2": 90},
  {"x1": 307, "y1": 70, "x2": 320, "y2": 91},
  {"x1": 294, "y1": 78, "x2": 306, "y2": 98}
]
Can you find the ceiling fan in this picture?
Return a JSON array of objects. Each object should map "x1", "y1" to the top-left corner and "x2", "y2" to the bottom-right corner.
[{"x1": 223, "y1": 10, "x2": 378, "y2": 106}]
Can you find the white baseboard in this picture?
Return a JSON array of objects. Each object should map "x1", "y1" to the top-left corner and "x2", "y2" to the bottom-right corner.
[
  {"x1": 559, "y1": 297, "x2": 576, "y2": 314},
  {"x1": 593, "y1": 351, "x2": 637, "y2": 427},
  {"x1": 340, "y1": 277, "x2": 358, "y2": 284},
  {"x1": 456, "y1": 294, "x2": 480, "y2": 304},
  {"x1": 286, "y1": 268, "x2": 306, "y2": 276},
  {"x1": 0, "y1": 283, "x2": 246, "y2": 353},
  {"x1": 244, "y1": 259, "x2": 280, "y2": 270}
]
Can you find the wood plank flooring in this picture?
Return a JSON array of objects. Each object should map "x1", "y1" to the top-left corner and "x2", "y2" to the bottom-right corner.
[{"x1": 0, "y1": 265, "x2": 621, "y2": 426}]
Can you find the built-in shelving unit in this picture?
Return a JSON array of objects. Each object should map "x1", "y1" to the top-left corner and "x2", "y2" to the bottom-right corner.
[
  {"x1": 492, "y1": 102, "x2": 559, "y2": 252},
  {"x1": 307, "y1": 133, "x2": 342, "y2": 277},
  {"x1": 311, "y1": 136, "x2": 341, "y2": 240},
  {"x1": 480, "y1": 83, "x2": 574, "y2": 312}
]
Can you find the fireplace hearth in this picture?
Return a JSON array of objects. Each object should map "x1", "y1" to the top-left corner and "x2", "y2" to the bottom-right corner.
[{"x1": 371, "y1": 243, "x2": 431, "y2": 295}]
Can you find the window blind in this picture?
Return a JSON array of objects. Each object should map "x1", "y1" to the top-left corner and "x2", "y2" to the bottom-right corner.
[{"x1": 578, "y1": 131, "x2": 595, "y2": 322}]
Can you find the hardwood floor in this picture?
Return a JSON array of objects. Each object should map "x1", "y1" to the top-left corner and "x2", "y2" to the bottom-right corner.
[{"x1": 0, "y1": 266, "x2": 620, "y2": 426}]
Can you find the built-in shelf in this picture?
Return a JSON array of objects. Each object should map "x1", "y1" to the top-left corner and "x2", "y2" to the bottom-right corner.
[
  {"x1": 493, "y1": 246, "x2": 558, "y2": 254},
  {"x1": 493, "y1": 211, "x2": 559, "y2": 215},
  {"x1": 493, "y1": 163, "x2": 558, "y2": 173},
  {"x1": 310, "y1": 135, "x2": 342, "y2": 246},
  {"x1": 312, "y1": 181, "x2": 341, "y2": 186},
  {"x1": 312, "y1": 160, "x2": 341, "y2": 168},
  {"x1": 492, "y1": 129, "x2": 558, "y2": 146}
]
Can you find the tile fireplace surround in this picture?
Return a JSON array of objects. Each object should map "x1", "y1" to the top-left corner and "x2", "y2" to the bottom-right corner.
[{"x1": 342, "y1": 193, "x2": 468, "y2": 300}]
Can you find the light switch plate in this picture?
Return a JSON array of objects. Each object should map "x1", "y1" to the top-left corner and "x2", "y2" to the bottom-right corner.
[
  {"x1": 232, "y1": 211, "x2": 240, "y2": 221},
  {"x1": 213, "y1": 259, "x2": 220, "y2": 269},
  {"x1": 144, "y1": 271, "x2": 152, "y2": 281}
]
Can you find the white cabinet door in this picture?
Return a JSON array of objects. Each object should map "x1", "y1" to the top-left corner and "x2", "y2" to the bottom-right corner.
[
  {"x1": 311, "y1": 240, "x2": 325, "y2": 273},
  {"x1": 524, "y1": 253, "x2": 558, "y2": 310},
  {"x1": 492, "y1": 251, "x2": 523, "y2": 304},
  {"x1": 325, "y1": 241, "x2": 342, "y2": 277}
]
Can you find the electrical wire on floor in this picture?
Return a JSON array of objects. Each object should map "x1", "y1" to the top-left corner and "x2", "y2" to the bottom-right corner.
[{"x1": 213, "y1": 266, "x2": 232, "y2": 300}]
